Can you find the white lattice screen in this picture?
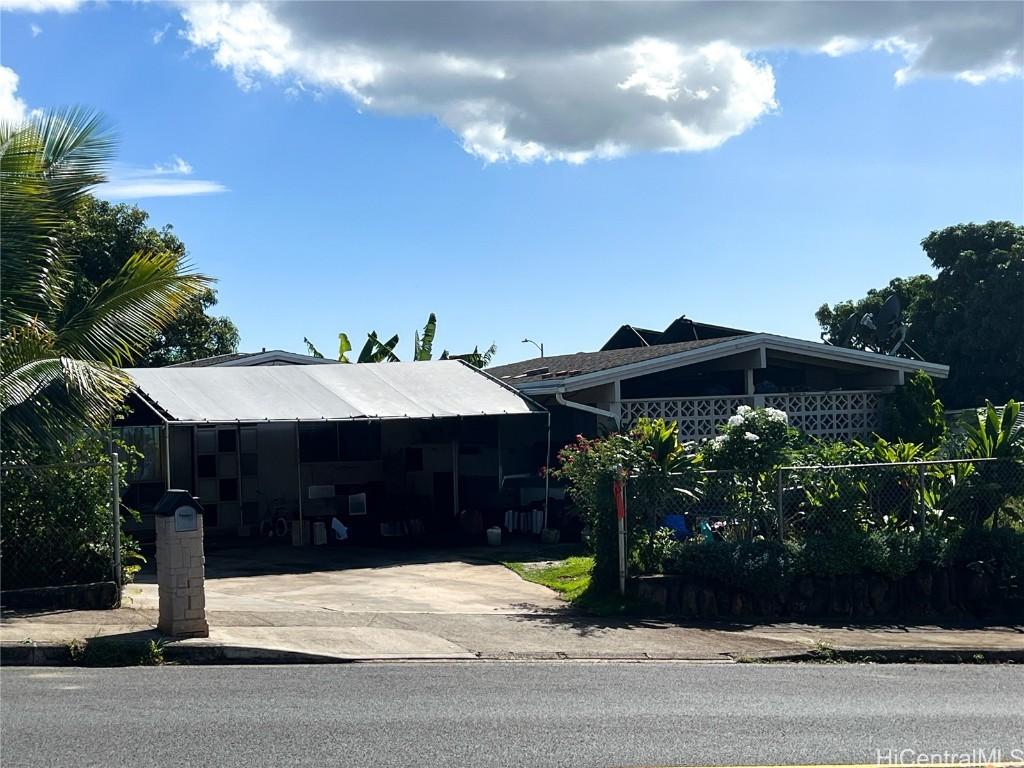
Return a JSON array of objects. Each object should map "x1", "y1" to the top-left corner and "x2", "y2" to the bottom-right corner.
[{"x1": 619, "y1": 390, "x2": 882, "y2": 442}]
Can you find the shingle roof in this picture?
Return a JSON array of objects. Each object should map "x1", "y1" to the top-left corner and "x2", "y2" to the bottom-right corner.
[
  {"x1": 169, "y1": 352, "x2": 255, "y2": 367},
  {"x1": 488, "y1": 336, "x2": 739, "y2": 385}
]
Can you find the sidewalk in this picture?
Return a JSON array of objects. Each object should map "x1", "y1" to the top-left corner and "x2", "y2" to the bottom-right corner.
[{"x1": 4, "y1": 602, "x2": 1022, "y2": 665}]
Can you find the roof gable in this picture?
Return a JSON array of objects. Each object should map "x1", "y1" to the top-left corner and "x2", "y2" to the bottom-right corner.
[{"x1": 491, "y1": 333, "x2": 949, "y2": 393}]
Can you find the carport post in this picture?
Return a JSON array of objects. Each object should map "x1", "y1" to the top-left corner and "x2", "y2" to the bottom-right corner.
[
  {"x1": 163, "y1": 422, "x2": 171, "y2": 489},
  {"x1": 543, "y1": 411, "x2": 551, "y2": 530},
  {"x1": 295, "y1": 421, "x2": 303, "y2": 527}
]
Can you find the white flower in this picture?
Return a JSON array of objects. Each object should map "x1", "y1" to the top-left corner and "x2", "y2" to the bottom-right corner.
[
  {"x1": 764, "y1": 407, "x2": 789, "y2": 424},
  {"x1": 736, "y1": 405, "x2": 753, "y2": 417},
  {"x1": 727, "y1": 415, "x2": 744, "y2": 427},
  {"x1": 743, "y1": 431, "x2": 760, "y2": 442},
  {"x1": 713, "y1": 434, "x2": 729, "y2": 445}
]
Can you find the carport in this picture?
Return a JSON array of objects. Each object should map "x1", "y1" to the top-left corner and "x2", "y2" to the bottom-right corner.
[{"x1": 117, "y1": 361, "x2": 550, "y2": 544}]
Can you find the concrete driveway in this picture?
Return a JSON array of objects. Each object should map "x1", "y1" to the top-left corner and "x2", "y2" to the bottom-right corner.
[{"x1": 128, "y1": 545, "x2": 564, "y2": 616}]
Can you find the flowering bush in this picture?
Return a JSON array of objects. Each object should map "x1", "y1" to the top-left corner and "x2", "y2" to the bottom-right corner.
[
  {"x1": 552, "y1": 419, "x2": 700, "y2": 590},
  {"x1": 697, "y1": 405, "x2": 801, "y2": 540},
  {"x1": 699, "y1": 405, "x2": 799, "y2": 474}
]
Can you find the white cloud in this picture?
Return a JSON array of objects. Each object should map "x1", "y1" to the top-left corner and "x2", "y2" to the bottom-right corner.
[
  {"x1": 30, "y1": 22, "x2": 42, "y2": 37},
  {"x1": 152, "y1": 155, "x2": 193, "y2": 175},
  {"x1": 0, "y1": 0, "x2": 84, "y2": 11},
  {"x1": 152, "y1": 23, "x2": 171, "y2": 45},
  {"x1": 96, "y1": 179, "x2": 228, "y2": 199},
  {"x1": 0, "y1": 65, "x2": 29, "y2": 123},
  {"x1": 177, "y1": 2, "x2": 1023, "y2": 164},
  {"x1": 97, "y1": 159, "x2": 226, "y2": 199}
]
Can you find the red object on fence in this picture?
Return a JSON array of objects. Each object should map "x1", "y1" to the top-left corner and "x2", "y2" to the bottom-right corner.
[{"x1": 613, "y1": 479, "x2": 626, "y2": 520}]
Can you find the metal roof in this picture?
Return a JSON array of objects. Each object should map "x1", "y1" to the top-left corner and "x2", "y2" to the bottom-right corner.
[{"x1": 124, "y1": 360, "x2": 542, "y2": 423}]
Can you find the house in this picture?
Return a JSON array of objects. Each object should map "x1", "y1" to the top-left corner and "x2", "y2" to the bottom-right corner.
[
  {"x1": 489, "y1": 316, "x2": 950, "y2": 445},
  {"x1": 169, "y1": 349, "x2": 335, "y2": 367},
  {"x1": 116, "y1": 360, "x2": 549, "y2": 542}
]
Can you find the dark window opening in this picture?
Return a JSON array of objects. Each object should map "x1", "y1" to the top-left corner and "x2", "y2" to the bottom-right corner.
[
  {"x1": 217, "y1": 428, "x2": 237, "y2": 453},
  {"x1": 299, "y1": 423, "x2": 339, "y2": 462},
  {"x1": 197, "y1": 455, "x2": 217, "y2": 479},
  {"x1": 240, "y1": 452, "x2": 258, "y2": 477},
  {"x1": 405, "y1": 446, "x2": 423, "y2": 472},
  {"x1": 219, "y1": 478, "x2": 239, "y2": 502},
  {"x1": 338, "y1": 421, "x2": 382, "y2": 461}
]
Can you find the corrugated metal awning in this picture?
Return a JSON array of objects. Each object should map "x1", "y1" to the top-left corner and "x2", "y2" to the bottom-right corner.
[{"x1": 124, "y1": 360, "x2": 542, "y2": 423}]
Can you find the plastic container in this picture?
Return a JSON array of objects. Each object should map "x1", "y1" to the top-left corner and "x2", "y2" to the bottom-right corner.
[
  {"x1": 486, "y1": 526, "x2": 502, "y2": 547},
  {"x1": 312, "y1": 521, "x2": 327, "y2": 546}
]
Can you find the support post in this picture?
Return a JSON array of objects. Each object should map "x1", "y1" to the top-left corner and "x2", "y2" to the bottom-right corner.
[
  {"x1": 110, "y1": 450, "x2": 122, "y2": 599},
  {"x1": 776, "y1": 468, "x2": 785, "y2": 540},
  {"x1": 452, "y1": 435, "x2": 460, "y2": 517},
  {"x1": 618, "y1": 494, "x2": 627, "y2": 597},
  {"x1": 163, "y1": 423, "x2": 172, "y2": 490},
  {"x1": 543, "y1": 411, "x2": 551, "y2": 531},
  {"x1": 613, "y1": 473, "x2": 627, "y2": 596},
  {"x1": 917, "y1": 463, "x2": 927, "y2": 533},
  {"x1": 295, "y1": 422, "x2": 304, "y2": 535}
]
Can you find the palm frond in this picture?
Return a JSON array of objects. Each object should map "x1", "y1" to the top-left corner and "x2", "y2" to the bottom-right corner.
[
  {"x1": 56, "y1": 251, "x2": 210, "y2": 366},
  {"x1": 303, "y1": 337, "x2": 324, "y2": 359},
  {"x1": 35, "y1": 106, "x2": 115, "y2": 210}
]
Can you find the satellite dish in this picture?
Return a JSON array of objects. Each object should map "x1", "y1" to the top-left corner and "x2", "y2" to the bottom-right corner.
[
  {"x1": 872, "y1": 294, "x2": 902, "y2": 345},
  {"x1": 833, "y1": 313, "x2": 860, "y2": 347}
]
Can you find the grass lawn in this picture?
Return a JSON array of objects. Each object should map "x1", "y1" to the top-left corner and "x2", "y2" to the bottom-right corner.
[
  {"x1": 505, "y1": 556, "x2": 594, "y2": 601},
  {"x1": 505, "y1": 555, "x2": 653, "y2": 615}
]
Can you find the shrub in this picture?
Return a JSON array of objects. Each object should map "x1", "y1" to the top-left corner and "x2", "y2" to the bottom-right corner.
[
  {"x1": 699, "y1": 405, "x2": 802, "y2": 539},
  {"x1": 879, "y1": 370, "x2": 946, "y2": 449},
  {"x1": 1, "y1": 435, "x2": 143, "y2": 590},
  {"x1": 667, "y1": 538, "x2": 796, "y2": 597},
  {"x1": 552, "y1": 419, "x2": 700, "y2": 591}
]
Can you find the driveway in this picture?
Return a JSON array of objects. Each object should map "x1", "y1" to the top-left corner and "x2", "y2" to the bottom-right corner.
[{"x1": 127, "y1": 545, "x2": 564, "y2": 615}]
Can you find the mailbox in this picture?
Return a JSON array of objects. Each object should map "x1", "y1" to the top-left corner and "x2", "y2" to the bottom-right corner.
[
  {"x1": 153, "y1": 489, "x2": 208, "y2": 638},
  {"x1": 154, "y1": 489, "x2": 203, "y2": 532}
]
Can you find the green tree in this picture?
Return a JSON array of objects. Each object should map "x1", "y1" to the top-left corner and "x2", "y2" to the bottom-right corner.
[
  {"x1": 59, "y1": 197, "x2": 239, "y2": 366},
  {"x1": 816, "y1": 221, "x2": 1024, "y2": 408},
  {"x1": 1, "y1": 108, "x2": 210, "y2": 451}
]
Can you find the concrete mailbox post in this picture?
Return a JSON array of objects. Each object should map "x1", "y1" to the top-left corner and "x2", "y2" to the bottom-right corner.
[{"x1": 154, "y1": 490, "x2": 209, "y2": 638}]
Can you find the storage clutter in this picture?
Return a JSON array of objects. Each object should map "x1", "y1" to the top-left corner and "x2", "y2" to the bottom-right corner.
[{"x1": 503, "y1": 508, "x2": 545, "y2": 535}]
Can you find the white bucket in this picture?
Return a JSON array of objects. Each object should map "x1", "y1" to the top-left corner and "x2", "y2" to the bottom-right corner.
[{"x1": 486, "y1": 526, "x2": 502, "y2": 547}]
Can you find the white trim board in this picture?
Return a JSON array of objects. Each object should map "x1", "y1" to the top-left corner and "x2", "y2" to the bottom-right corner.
[{"x1": 514, "y1": 333, "x2": 949, "y2": 395}]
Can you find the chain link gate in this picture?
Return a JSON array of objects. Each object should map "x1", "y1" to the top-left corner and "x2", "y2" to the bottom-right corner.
[{"x1": 1, "y1": 453, "x2": 123, "y2": 601}]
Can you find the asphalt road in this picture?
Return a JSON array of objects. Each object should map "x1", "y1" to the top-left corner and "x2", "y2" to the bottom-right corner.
[{"x1": 2, "y1": 662, "x2": 1023, "y2": 768}]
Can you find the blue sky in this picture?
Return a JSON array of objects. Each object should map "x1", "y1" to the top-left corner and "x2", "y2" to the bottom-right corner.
[{"x1": 2, "y1": 2, "x2": 1022, "y2": 365}]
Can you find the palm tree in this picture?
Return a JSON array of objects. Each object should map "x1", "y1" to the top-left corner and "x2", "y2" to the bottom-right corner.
[{"x1": 1, "y1": 108, "x2": 210, "y2": 451}]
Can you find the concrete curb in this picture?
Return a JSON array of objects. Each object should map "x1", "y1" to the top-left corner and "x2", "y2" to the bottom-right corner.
[
  {"x1": 4, "y1": 640, "x2": 1022, "y2": 666},
  {"x1": 733, "y1": 647, "x2": 1024, "y2": 664}
]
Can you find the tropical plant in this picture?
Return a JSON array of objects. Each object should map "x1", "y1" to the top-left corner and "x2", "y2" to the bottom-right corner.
[
  {"x1": 305, "y1": 312, "x2": 496, "y2": 367},
  {"x1": 879, "y1": 370, "x2": 946, "y2": 449},
  {"x1": 963, "y1": 400, "x2": 1023, "y2": 460},
  {"x1": 1, "y1": 108, "x2": 209, "y2": 451}
]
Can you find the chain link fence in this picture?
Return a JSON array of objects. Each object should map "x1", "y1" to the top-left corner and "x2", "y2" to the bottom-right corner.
[
  {"x1": 1, "y1": 456, "x2": 122, "y2": 593},
  {"x1": 628, "y1": 458, "x2": 1024, "y2": 545}
]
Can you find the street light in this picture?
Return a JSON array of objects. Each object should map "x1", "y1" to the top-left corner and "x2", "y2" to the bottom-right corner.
[{"x1": 521, "y1": 338, "x2": 544, "y2": 357}]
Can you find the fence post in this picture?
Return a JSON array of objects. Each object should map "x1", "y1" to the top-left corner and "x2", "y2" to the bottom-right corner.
[
  {"x1": 110, "y1": 451, "x2": 122, "y2": 600},
  {"x1": 916, "y1": 463, "x2": 927, "y2": 534},
  {"x1": 776, "y1": 468, "x2": 785, "y2": 540}
]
